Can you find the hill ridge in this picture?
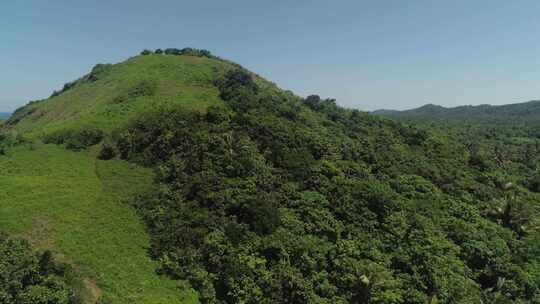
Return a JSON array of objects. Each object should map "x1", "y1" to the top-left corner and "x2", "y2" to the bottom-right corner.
[{"x1": 373, "y1": 99, "x2": 540, "y2": 123}]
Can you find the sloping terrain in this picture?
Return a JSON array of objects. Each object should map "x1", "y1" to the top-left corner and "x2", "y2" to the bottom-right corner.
[
  {"x1": 3, "y1": 50, "x2": 540, "y2": 303},
  {"x1": 6, "y1": 54, "x2": 232, "y2": 138},
  {"x1": 0, "y1": 143, "x2": 197, "y2": 303}
]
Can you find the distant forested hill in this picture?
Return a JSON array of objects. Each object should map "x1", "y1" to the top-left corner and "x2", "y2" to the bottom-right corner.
[{"x1": 373, "y1": 100, "x2": 540, "y2": 124}]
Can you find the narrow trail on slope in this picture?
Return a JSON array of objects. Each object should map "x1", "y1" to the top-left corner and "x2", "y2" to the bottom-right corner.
[{"x1": 0, "y1": 144, "x2": 195, "y2": 304}]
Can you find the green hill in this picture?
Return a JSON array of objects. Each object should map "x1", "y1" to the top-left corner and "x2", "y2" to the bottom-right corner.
[
  {"x1": 0, "y1": 50, "x2": 243, "y2": 303},
  {"x1": 6, "y1": 52, "x2": 248, "y2": 138},
  {"x1": 373, "y1": 100, "x2": 540, "y2": 124},
  {"x1": 0, "y1": 49, "x2": 278, "y2": 303},
  {"x1": 3, "y1": 50, "x2": 540, "y2": 303}
]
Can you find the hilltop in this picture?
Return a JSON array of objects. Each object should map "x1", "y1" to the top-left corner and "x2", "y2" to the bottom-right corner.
[
  {"x1": 6, "y1": 52, "x2": 226, "y2": 137},
  {"x1": 3, "y1": 49, "x2": 540, "y2": 303},
  {"x1": 6, "y1": 48, "x2": 277, "y2": 140}
]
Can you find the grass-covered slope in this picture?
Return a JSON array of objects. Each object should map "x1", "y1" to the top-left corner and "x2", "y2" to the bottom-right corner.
[
  {"x1": 7, "y1": 53, "x2": 235, "y2": 138},
  {"x1": 0, "y1": 143, "x2": 196, "y2": 303}
]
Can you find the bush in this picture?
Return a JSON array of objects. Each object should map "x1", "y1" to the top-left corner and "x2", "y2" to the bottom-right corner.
[
  {"x1": 0, "y1": 132, "x2": 26, "y2": 155},
  {"x1": 43, "y1": 127, "x2": 104, "y2": 151},
  {"x1": 164, "y1": 48, "x2": 182, "y2": 55},
  {"x1": 140, "y1": 49, "x2": 152, "y2": 55},
  {"x1": 112, "y1": 80, "x2": 157, "y2": 103},
  {"x1": 161, "y1": 47, "x2": 214, "y2": 58},
  {"x1": 86, "y1": 64, "x2": 112, "y2": 82},
  {"x1": 0, "y1": 234, "x2": 75, "y2": 304},
  {"x1": 98, "y1": 142, "x2": 117, "y2": 160}
]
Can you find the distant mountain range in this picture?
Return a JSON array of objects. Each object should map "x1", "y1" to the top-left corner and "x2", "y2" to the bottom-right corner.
[
  {"x1": 0, "y1": 112, "x2": 11, "y2": 120},
  {"x1": 373, "y1": 100, "x2": 540, "y2": 123}
]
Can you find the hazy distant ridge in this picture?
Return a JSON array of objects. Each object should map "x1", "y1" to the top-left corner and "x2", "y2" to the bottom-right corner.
[{"x1": 373, "y1": 100, "x2": 540, "y2": 122}]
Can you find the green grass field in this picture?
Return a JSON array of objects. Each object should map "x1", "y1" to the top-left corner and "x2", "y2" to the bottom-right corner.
[
  {"x1": 0, "y1": 143, "x2": 198, "y2": 303},
  {"x1": 11, "y1": 54, "x2": 230, "y2": 138}
]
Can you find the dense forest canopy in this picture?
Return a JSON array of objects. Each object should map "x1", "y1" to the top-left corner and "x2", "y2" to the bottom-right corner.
[
  {"x1": 374, "y1": 101, "x2": 540, "y2": 133},
  {"x1": 2, "y1": 50, "x2": 540, "y2": 303},
  {"x1": 106, "y1": 68, "x2": 540, "y2": 303}
]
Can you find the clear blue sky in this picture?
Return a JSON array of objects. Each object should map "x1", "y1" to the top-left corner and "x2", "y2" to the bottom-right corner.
[{"x1": 2, "y1": 1, "x2": 540, "y2": 112}]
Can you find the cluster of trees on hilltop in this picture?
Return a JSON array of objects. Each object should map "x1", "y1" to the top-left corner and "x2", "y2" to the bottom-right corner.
[
  {"x1": 139, "y1": 47, "x2": 247, "y2": 70},
  {"x1": 140, "y1": 47, "x2": 213, "y2": 58},
  {"x1": 99, "y1": 69, "x2": 540, "y2": 303}
]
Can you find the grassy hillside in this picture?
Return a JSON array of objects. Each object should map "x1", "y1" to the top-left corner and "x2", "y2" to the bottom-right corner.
[
  {"x1": 0, "y1": 143, "x2": 197, "y2": 303},
  {"x1": 0, "y1": 50, "x2": 277, "y2": 303},
  {"x1": 7, "y1": 54, "x2": 235, "y2": 138}
]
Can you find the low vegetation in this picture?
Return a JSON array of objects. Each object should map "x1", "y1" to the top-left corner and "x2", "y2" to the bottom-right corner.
[
  {"x1": 42, "y1": 127, "x2": 104, "y2": 150},
  {"x1": 0, "y1": 234, "x2": 75, "y2": 304},
  {"x1": 0, "y1": 143, "x2": 196, "y2": 303}
]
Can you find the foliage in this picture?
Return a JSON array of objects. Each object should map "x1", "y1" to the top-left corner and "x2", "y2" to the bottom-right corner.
[
  {"x1": 42, "y1": 126, "x2": 104, "y2": 150},
  {"x1": 0, "y1": 132, "x2": 26, "y2": 155},
  {"x1": 162, "y1": 47, "x2": 213, "y2": 58},
  {"x1": 112, "y1": 79, "x2": 157, "y2": 103},
  {"x1": 0, "y1": 144, "x2": 196, "y2": 303},
  {"x1": 0, "y1": 234, "x2": 74, "y2": 304},
  {"x1": 105, "y1": 68, "x2": 540, "y2": 303}
]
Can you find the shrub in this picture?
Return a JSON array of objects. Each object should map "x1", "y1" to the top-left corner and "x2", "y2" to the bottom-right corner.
[
  {"x1": 113, "y1": 80, "x2": 157, "y2": 103},
  {"x1": 43, "y1": 127, "x2": 104, "y2": 151},
  {"x1": 164, "y1": 48, "x2": 182, "y2": 55},
  {"x1": 0, "y1": 234, "x2": 75, "y2": 303},
  {"x1": 98, "y1": 142, "x2": 117, "y2": 160},
  {"x1": 161, "y1": 47, "x2": 214, "y2": 58},
  {"x1": 0, "y1": 132, "x2": 26, "y2": 155},
  {"x1": 86, "y1": 64, "x2": 113, "y2": 82}
]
